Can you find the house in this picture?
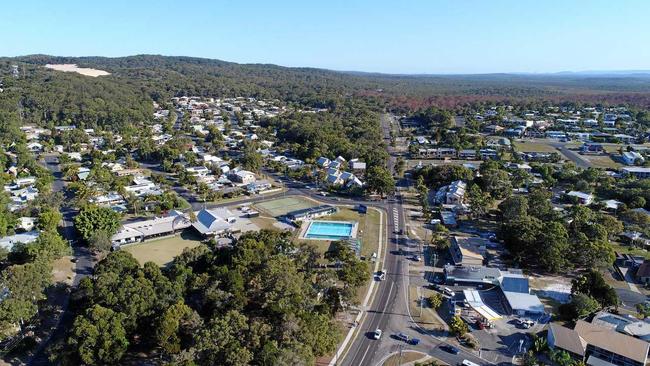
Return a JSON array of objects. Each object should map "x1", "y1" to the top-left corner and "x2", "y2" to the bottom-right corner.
[
  {"x1": 124, "y1": 177, "x2": 160, "y2": 197},
  {"x1": 349, "y1": 159, "x2": 366, "y2": 172},
  {"x1": 246, "y1": 181, "x2": 272, "y2": 194},
  {"x1": 77, "y1": 167, "x2": 91, "y2": 181},
  {"x1": 440, "y1": 210, "x2": 458, "y2": 227},
  {"x1": 230, "y1": 170, "x2": 256, "y2": 185},
  {"x1": 636, "y1": 262, "x2": 650, "y2": 284},
  {"x1": 622, "y1": 167, "x2": 650, "y2": 179},
  {"x1": 591, "y1": 311, "x2": 650, "y2": 342},
  {"x1": 17, "y1": 217, "x2": 36, "y2": 232},
  {"x1": 449, "y1": 236, "x2": 488, "y2": 266},
  {"x1": 548, "y1": 320, "x2": 649, "y2": 366},
  {"x1": 27, "y1": 142, "x2": 43, "y2": 152},
  {"x1": 581, "y1": 143, "x2": 604, "y2": 155},
  {"x1": 186, "y1": 166, "x2": 210, "y2": 177},
  {"x1": 458, "y1": 149, "x2": 477, "y2": 160},
  {"x1": 567, "y1": 191, "x2": 594, "y2": 205},
  {"x1": 286, "y1": 205, "x2": 337, "y2": 222},
  {"x1": 435, "y1": 180, "x2": 466, "y2": 205},
  {"x1": 622, "y1": 152, "x2": 644, "y2": 166},
  {"x1": 111, "y1": 213, "x2": 192, "y2": 246},
  {"x1": 0, "y1": 230, "x2": 40, "y2": 251},
  {"x1": 316, "y1": 157, "x2": 331, "y2": 168},
  {"x1": 479, "y1": 148, "x2": 499, "y2": 160},
  {"x1": 192, "y1": 208, "x2": 236, "y2": 237}
]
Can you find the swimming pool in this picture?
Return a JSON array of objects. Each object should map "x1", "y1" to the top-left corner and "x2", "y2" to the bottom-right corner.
[{"x1": 304, "y1": 221, "x2": 357, "y2": 240}]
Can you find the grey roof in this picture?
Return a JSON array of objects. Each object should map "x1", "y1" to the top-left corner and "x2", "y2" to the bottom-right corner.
[
  {"x1": 444, "y1": 265, "x2": 502, "y2": 284},
  {"x1": 193, "y1": 208, "x2": 234, "y2": 235},
  {"x1": 500, "y1": 275, "x2": 529, "y2": 293}
]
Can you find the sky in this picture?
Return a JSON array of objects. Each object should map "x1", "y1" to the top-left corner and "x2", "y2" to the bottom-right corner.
[{"x1": 2, "y1": 0, "x2": 650, "y2": 74}]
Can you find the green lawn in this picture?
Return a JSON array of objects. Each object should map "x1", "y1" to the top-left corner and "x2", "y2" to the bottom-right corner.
[
  {"x1": 611, "y1": 242, "x2": 650, "y2": 259},
  {"x1": 123, "y1": 232, "x2": 204, "y2": 266}
]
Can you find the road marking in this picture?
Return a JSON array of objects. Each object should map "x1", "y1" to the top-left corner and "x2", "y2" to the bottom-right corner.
[{"x1": 358, "y1": 345, "x2": 372, "y2": 366}]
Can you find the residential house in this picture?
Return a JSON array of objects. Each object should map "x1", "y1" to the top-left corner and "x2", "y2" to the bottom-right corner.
[
  {"x1": 567, "y1": 191, "x2": 594, "y2": 205},
  {"x1": 435, "y1": 180, "x2": 467, "y2": 205},
  {"x1": 230, "y1": 170, "x2": 256, "y2": 185},
  {"x1": 0, "y1": 230, "x2": 40, "y2": 251},
  {"x1": 622, "y1": 152, "x2": 644, "y2": 166},
  {"x1": 548, "y1": 320, "x2": 649, "y2": 366},
  {"x1": 622, "y1": 167, "x2": 650, "y2": 179}
]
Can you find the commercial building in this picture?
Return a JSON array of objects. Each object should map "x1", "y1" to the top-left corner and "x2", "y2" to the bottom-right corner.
[
  {"x1": 192, "y1": 208, "x2": 236, "y2": 237},
  {"x1": 286, "y1": 205, "x2": 337, "y2": 222},
  {"x1": 111, "y1": 213, "x2": 192, "y2": 246}
]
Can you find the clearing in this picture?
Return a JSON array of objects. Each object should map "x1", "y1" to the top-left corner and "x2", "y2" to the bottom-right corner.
[
  {"x1": 45, "y1": 64, "x2": 110, "y2": 77},
  {"x1": 123, "y1": 232, "x2": 203, "y2": 266},
  {"x1": 513, "y1": 140, "x2": 559, "y2": 153}
]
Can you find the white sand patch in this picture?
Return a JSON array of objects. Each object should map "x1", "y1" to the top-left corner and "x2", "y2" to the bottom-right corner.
[{"x1": 45, "y1": 64, "x2": 110, "y2": 77}]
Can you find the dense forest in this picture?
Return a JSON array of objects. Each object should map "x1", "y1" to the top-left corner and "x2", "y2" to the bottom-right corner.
[{"x1": 50, "y1": 230, "x2": 364, "y2": 365}]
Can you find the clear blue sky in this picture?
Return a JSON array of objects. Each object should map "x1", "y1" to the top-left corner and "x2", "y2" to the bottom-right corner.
[{"x1": 2, "y1": 0, "x2": 649, "y2": 74}]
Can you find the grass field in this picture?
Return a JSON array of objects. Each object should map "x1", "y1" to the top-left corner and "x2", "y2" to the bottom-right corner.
[
  {"x1": 611, "y1": 242, "x2": 650, "y2": 259},
  {"x1": 254, "y1": 196, "x2": 316, "y2": 217},
  {"x1": 582, "y1": 154, "x2": 622, "y2": 169},
  {"x1": 124, "y1": 232, "x2": 203, "y2": 266},
  {"x1": 513, "y1": 140, "x2": 558, "y2": 153}
]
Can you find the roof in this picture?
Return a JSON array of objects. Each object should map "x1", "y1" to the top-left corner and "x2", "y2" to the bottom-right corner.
[
  {"x1": 502, "y1": 291, "x2": 544, "y2": 313},
  {"x1": 637, "y1": 262, "x2": 650, "y2": 278},
  {"x1": 623, "y1": 166, "x2": 650, "y2": 173},
  {"x1": 463, "y1": 290, "x2": 501, "y2": 321},
  {"x1": 193, "y1": 208, "x2": 235, "y2": 235},
  {"x1": 287, "y1": 205, "x2": 336, "y2": 219},
  {"x1": 500, "y1": 275, "x2": 529, "y2": 293},
  {"x1": 586, "y1": 355, "x2": 618, "y2": 366},
  {"x1": 444, "y1": 265, "x2": 502, "y2": 284},
  {"x1": 549, "y1": 323, "x2": 586, "y2": 356},
  {"x1": 0, "y1": 230, "x2": 40, "y2": 250},
  {"x1": 574, "y1": 320, "x2": 649, "y2": 364},
  {"x1": 567, "y1": 191, "x2": 592, "y2": 200}
]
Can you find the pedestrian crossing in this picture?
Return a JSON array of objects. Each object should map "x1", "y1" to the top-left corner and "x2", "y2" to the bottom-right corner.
[{"x1": 393, "y1": 208, "x2": 399, "y2": 232}]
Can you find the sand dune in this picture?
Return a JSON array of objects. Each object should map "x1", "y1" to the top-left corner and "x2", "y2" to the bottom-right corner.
[{"x1": 45, "y1": 63, "x2": 110, "y2": 77}]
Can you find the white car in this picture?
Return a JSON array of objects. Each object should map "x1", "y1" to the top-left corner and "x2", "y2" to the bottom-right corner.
[{"x1": 373, "y1": 328, "x2": 382, "y2": 340}]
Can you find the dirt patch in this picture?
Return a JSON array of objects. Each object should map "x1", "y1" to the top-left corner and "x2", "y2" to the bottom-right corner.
[
  {"x1": 51, "y1": 255, "x2": 75, "y2": 285},
  {"x1": 45, "y1": 64, "x2": 110, "y2": 77}
]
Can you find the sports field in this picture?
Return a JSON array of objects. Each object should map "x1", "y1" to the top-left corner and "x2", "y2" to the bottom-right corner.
[
  {"x1": 254, "y1": 196, "x2": 316, "y2": 217},
  {"x1": 124, "y1": 233, "x2": 203, "y2": 267}
]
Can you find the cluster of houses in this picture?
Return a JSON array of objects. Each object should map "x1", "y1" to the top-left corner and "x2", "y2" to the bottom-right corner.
[
  {"x1": 316, "y1": 156, "x2": 365, "y2": 189},
  {"x1": 3, "y1": 175, "x2": 39, "y2": 212}
]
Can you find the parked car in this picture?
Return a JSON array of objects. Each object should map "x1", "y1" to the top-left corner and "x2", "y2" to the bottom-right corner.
[
  {"x1": 376, "y1": 270, "x2": 386, "y2": 281},
  {"x1": 396, "y1": 333, "x2": 409, "y2": 342}
]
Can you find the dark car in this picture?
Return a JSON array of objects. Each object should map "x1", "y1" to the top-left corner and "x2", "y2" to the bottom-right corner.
[
  {"x1": 409, "y1": 338, "x2": 420, "y2": 345},
  {"x1": 442, "y1": 345, "x2": 460, "y2": 354}
]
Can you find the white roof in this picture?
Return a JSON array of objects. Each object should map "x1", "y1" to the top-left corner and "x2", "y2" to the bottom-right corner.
[
  {"x1": 0, "y1": 230, "x2": 40, "y2": 250},
  {"x1": 193, "y1": 208, "x2": 234, "y2": 235},
  {"x1": 502, "y1": 291, "x2": 545, "y2": 313},
  {"x1": 463, "y1": 290, "x2": 502, "y2": 321}
]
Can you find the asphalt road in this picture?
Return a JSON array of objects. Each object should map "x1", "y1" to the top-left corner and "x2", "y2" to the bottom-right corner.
[
  {"x1": 337, "y1": 114, "x2": 489, "y2": 366},
  {"x1": 546, "y1": 141, "x2": 593, "y2": 169}
]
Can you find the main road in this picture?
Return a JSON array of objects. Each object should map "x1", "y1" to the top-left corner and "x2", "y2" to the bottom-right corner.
[{"x1": 336, "y1": 114, "x2": 488, "y2": 366}]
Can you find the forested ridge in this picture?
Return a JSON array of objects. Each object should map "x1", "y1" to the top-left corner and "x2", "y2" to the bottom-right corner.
[{"x1": 2, "y1": 55, "x2": 650, "y2": 134}]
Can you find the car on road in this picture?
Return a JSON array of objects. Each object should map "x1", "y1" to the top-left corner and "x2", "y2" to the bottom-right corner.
[
  {"x1": 376, "y1": 269, "x2": 386, "y2": 281},
  {"x1": 442, "y1": 344, "x2": 460, "y2": 355},
  {"x1": 411, "y1": 255, "x2": 421, "y2": 262},
  {"x1": 373, "y1": 328, "x2": 382, "y2": 340}
]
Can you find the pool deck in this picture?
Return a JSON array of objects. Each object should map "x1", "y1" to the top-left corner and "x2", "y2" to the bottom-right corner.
[{"x1": 298, "y1": 220, "x2": 359, "y2": 241}]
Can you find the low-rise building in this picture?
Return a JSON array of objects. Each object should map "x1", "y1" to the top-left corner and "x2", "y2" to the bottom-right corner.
[
  {"x1": 548, "y1": 320, "x2": 649, "y2": 366},
  {"x1": 622, "y1": 151, "x2": 644, "y2": 166},
  {"x1": 286, "y1": 205, "x2": 337, "y2": 222},
  {"x1": 111, "y1": 213, "x2": 192, "y2": 246},
  {"x1": 622, "y1": 167, "x2": 650, "y2": 179}
]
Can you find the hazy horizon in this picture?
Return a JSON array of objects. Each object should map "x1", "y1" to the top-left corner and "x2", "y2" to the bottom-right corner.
[{"x1": 2, "y1": 0, "x2": 650, "y2": 74}]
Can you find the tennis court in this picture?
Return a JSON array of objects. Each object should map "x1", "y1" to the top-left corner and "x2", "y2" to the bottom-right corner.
[{"x1": 254, "y1": 196, "x2": 316, "y2": 217}]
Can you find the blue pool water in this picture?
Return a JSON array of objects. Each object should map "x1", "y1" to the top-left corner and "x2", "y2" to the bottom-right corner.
[{"x1": 305, "y1": 221, "x2": 354, "y2": 240}]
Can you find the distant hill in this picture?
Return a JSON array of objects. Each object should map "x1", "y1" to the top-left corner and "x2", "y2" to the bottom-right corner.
[{"x1": 1, "y1": 54, "x2": 649, "y2": 131}]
